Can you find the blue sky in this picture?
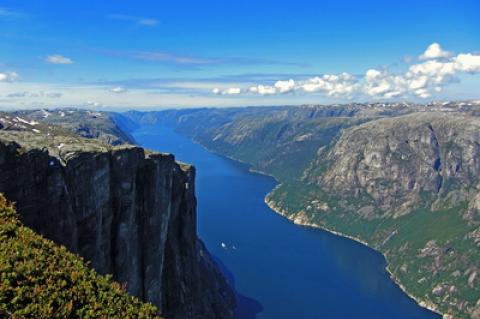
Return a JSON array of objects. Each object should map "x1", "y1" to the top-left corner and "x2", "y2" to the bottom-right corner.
[{"x1": 0, "y1": 0, "x2": 479, "y2": 109}]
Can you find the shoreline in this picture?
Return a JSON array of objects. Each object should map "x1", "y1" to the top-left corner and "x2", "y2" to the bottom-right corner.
[
  {"x1": 264, "y1": 195, "x2": 445, "y2": 318},
  {"x1": 172, "y1": 130, "x2": 446, "y2": 318}
]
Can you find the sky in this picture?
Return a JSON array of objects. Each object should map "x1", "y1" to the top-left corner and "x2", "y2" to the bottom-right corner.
[{"x1": 0, "y1": 0, "x2": 479, "y2": 109}]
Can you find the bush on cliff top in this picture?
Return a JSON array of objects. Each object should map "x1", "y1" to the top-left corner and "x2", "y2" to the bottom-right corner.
[{"x1": 0, "y1": 193, "x2": 161, "y2": 319}]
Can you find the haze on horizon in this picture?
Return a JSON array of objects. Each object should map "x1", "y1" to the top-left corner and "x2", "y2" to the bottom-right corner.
[{"x1": 0, "y1": 0, "x2": 479, "y2": 109}]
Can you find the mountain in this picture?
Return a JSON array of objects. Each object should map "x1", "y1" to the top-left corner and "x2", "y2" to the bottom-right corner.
[
  {"x1": 273, "y1": 112, "x2": 480, "y2": 318},
  {"x1": 4, "y1": 109, "x2": 135, "y2": 145},
  {"x1": 122, "y1": 106, "x2": 364, "y2": 180},
  {"x1": 0, "y1": 111, "x2": 235, "y2": 318},
  {"x1": 118, "y1": 101, "x2": 480, "y2": 319}
]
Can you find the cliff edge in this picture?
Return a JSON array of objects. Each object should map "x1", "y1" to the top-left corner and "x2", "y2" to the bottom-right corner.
[{"x1": 0, "y1": 125, "x2": 235, "y2": 318}]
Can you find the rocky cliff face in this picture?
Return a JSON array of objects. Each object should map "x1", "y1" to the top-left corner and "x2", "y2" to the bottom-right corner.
[
  {"x1": 0, "y1": 130, "x2": 234, "y2": 319},
  {"x1": 306, "y1": 112, "x2": 480, "y2": 218}
]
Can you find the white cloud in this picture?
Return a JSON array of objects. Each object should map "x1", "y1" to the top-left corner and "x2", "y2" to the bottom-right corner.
[
  {"x1": 213, "y1": 87, "x2": 242, "y2": 95},
  {"x1": 294, "y1": 73, "x2": 358, "y2": 98},
  {"x1": 419, "y1": 43, "x2": 452, "y2": 60},
  {"x1": 248, "y1": 85, "x2": 276, "y2": 95},
  {"x1": 274, "y1": 79, "x2": 296, "y2": 93},
  {"x1": 319, "y1": 73, "x2": 358, "y2": 97},
  {"x1": 46, "y1": 55, "x2": 74, "y2": 64},
  {"x1": 110, "y1": 86, "x2": 127, "y2": 93},
  {"x1": 0, "y1": 71, "x2": 19, "y2": 82},
  {"x1": 225, "y1": 87, "x2": 241, "y2": 95},
  {"x1": 414, "y1": 88, "x2": 431, "y2": 99},
  {"x1": 217, "y1": 43, "x2": 480, "y2": 100},
  {"x1": 246, "y1": 75, "x2": 358, "y2": 97},
  {"x1": 454, "y1": 53, "x2": 480, "y2": 73},
  {"x1": 365, "y1": 69, "x2": 382, "y2": 80},
  {"x1": 408, "y1": 75, "x2": 428, "y2": 90}
]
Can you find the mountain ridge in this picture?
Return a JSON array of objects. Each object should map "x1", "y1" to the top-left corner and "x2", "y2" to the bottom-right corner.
[{"x1": 116, "y1": 102, "x2": 480, "y2": 318}]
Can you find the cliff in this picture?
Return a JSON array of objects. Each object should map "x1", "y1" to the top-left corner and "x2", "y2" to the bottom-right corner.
[
  {"x1": 306, "y1": 112, "x2": 480, "y2": 217},
  {"x1": 0, "y1": 129, "x2": 235, "y2": 318},
  {"x1": 0, "y1": 193, "x2": 161, "y2": 318},
  {"x1": 120, "y1": 104, "x2": 480, "y2": 318}
]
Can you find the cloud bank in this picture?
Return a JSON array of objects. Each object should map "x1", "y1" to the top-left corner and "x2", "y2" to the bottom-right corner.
[{"x1": 214, "y1": 43, "x2": 480, "y2": 99}]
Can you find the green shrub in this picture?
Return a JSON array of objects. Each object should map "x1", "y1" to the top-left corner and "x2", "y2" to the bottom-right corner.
[{"x1": 0, "y1": 194, "x2": 161, "y2": 319}]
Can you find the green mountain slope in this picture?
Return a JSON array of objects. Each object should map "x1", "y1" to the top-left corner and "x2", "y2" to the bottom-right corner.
[{"x1": 118, "y1": 103, "x2": 480, "y2": 318}]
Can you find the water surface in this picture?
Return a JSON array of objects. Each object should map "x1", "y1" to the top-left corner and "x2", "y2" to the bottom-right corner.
[{"x1": 133, "y1": 125, "x2": 440, "y2": 319}]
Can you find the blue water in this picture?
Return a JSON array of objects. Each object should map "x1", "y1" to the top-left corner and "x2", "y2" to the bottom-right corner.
[{"x1": 133, "y1": 125, "x2": 440, "y2": 319}]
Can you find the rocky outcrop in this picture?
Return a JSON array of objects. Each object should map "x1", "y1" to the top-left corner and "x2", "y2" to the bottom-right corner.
[
  {"x1": 0, "y1": 131, "x2": 234, "y2": 319},
  {"x1": 5, "y1": 109, "x2": 136, "y2": 145},
  {"x1": 306, "y1": 112, "x2": 480, "y2": 217}
]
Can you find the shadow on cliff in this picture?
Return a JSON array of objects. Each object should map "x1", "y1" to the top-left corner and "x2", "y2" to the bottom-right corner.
[{"x1": 211, "y1": 255, "x2": 263, "y2": 319}]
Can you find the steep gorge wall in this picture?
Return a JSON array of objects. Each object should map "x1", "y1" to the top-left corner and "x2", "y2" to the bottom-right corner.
[{"x1": 0, "y1": 134, "x2": 234, "y2": 319}]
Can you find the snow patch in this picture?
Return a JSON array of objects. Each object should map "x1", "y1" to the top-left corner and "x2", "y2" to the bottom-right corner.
[{"x1": 16, "y1": 117, "x2": 39, "y2": 126}]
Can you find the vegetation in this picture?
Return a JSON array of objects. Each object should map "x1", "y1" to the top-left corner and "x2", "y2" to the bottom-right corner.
[
  {"x1": 125, "y1": 107, "x2": 480, "y2": 318},
  {"x1": 269, "y1": 182, "x2": 479, "y2": 318},
  {"x1": 142, "y1": 107, "x2": 362, "y2": 181},
  {"x1": 0, "y1": 193, "x2": 161, "y2": 319}
]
